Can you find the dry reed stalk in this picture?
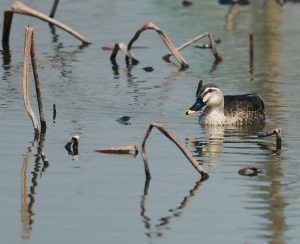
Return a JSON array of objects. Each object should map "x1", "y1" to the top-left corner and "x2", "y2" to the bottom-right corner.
[
  {"x1": 22, "y1": 26, "x2": 40, "y2": 139},
  {"x1": 258, "y1": 128, "x2": 282, "y2": 151},
  {"x1": 2, "y1": 1, "x2": 91, "y2": 46},
  {"x1": 95, "y1": 145, "x2": 138, "y2": 157},
  {"x1": 162, "y1": 32, "x2": 222, "y2": 63},
  {"x1": 141, "y1": 123, "x2": 209, "y2": 181},
  {"x1": 125, "y1": 22, "x2": 189, "y2": 69},
  {"x1": 110, "y1": 42, "x2": 139, "y2": 65},
  {"x1": 49, "y1": 0, "x2": 59, "y2": 18},
  {"x1": 30, "y1": 31, "x2": 46, "y2": 134}
]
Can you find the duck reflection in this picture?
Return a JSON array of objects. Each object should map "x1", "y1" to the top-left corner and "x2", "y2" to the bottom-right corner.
[
  {"x1": 187, "y1": 124, "x2": 265, "y2": 166},
  {"x1": 20, "y1": 135, "x2": 49, "y2": 240},
  {"x1": 140, "y1": 178, "x2": 205, "y2": 239}
]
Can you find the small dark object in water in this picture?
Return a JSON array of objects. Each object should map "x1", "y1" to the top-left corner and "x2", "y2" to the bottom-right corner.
[
  {"x1": 219, "y1": 0, "x2": 250, "y2": 5},
  {"x1": 195, "y1": 39, "x2": 221, "y2": 49},
  {"x1": 142, "y1": 66, "x2": 154, "y2": 72},
  {"x1": 116, "y1": 116, "x2": 131, "y2": 125},
  {"x1": 238, "y1": 166, "x2": 262, "y2": 177},
  {"x1": 65, "y1": 135, "x2": 80, "y2": 156},
  {"x1": 182, "y1": 0, "x2": 193, "y2": 6},
  {"x1": 53, "y1": 103, "x2": 57, "y2": 122}
]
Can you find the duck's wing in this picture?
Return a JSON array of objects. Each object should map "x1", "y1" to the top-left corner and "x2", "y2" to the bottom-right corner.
[{"x1": 224, "y1": 94, "x2": 265, "y2": 116}]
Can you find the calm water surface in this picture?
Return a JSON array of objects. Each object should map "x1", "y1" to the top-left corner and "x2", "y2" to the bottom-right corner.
[{"x1": 1, "y1": 0, "x2": 300, "y2": 243}]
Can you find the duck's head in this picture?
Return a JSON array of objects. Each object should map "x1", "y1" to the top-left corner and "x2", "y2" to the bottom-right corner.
[{"x1": 186, "y1": 81, "x2": 224, "y2": 115}]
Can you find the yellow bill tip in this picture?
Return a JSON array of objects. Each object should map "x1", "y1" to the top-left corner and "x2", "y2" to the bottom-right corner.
[{"x1": 185, "y1": 109, "x2": 196, "y2": 115}]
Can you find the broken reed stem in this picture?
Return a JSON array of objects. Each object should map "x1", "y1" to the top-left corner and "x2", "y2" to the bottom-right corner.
[
  {"x1": 22, "y1": 26, "x2": 40, "y2": 140},
  {"x1": 110, "y1": 42, "x2": 139, "y2": 65},
  {"x1": 141, "y1": 123, "x2": 208, "y2": 181},
  {"x1": 249, "y1": 32, "x2": 254, "y2": 73},
  {"x1": 258, "y1": 127, "x2": 282, "y2": 151},
  {"x1": 126, "y1": 22, "x2": 189, "y2": 69},
  {"x1": 162, "y1": 32, "x2": 222, "y2": 63},
  {"x1": 2, "y1": 1, "x2": 91, "y2": 46},
  {"x1": 49, "y1": 0, "x2": 59, "y2": 18},
  {"x1": 30, "y1": 31, "x2": 47, "y2": 134},
  {"x1": 2, "y1": 11, "x2": 14, "y2": 46}
]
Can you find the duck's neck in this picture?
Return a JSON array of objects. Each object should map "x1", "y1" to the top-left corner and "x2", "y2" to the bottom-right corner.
[{"x1": 202, "y1": 104, "x2": 226, "y2": 125}]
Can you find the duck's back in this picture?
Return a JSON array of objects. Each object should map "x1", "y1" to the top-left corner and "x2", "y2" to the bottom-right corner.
[{"x1": 224, "y1": 94, "x2": 265, "y2": 124}]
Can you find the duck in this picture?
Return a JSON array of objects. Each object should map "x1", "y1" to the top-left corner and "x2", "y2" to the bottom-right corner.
[{"x1": 185, "y1": 80, "x2": 265, "y2": 126}]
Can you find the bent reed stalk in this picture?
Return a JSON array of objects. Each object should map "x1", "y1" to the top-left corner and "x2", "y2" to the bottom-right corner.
[
  {"x1": 22, "y1": 26, "x2": 47, "y2": 139},
  {"x1": 141, "y1": 123, "x2": 209, "y2": 181},
  {"x1": 2, "y1": 1, "x2": 91, "y2": 46}
]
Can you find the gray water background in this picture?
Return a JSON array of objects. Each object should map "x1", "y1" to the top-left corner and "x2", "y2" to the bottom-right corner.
[{"x1": 1, "y1": 0, "x2": 300, "y2": 243}]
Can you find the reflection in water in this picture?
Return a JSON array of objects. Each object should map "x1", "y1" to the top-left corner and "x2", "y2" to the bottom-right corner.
[
  {"x1": 248, "y1": 2, "x2": 287, "y2": 242},
  {"x1": 187, "y1": 124, "x2": 265, "y2": 166},
  {"x1": 188, "y1": 123, "x2": 286, "y2": 242},
  {"x1": 20, "y1": 135, "x2": 49, "y2": 240},
  {"x1": 140, "y1": 179, "x2": 204, "y2": 239}
]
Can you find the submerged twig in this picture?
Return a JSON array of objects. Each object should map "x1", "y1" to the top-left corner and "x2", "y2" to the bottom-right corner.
[
  {"x1": 2, "y1": 1, "x2": 91, "y2": 46},
  {"x1": 257, "y1": 128, "x2": 282, "y2": 151},
  {"x1": 162, "y1": 32, "x2": 222, "y2": 64},
  {"x1": 141, "y1": 123, "x2": 209, "y2": 181},
  {"x1": 49, "y1": 0, "x2": 59, "y2": 18}
]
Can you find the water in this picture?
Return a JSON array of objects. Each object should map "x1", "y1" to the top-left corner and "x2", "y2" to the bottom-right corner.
[{"x1": 1, "y1": 0, "x2": 300, "y2": 243}]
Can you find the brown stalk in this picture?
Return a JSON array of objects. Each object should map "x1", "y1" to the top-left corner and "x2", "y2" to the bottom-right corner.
[
  {"x1": 2, "y1": 1, "x2": 91, "y2": 46},
  {"x1": 162, "y1": 32, "x2": 222, "y2": 63},
  {"x1": 141, "y1": 123, "x2": 208, "y2": 181},
  {"x1": 95, "y1": 145, "x2": 138, "y2": 157},
  {"x1": 22, "y1": 26, "x2": 40, "y2": 140},
  {"x1": 126, "y1": 22, "x2": 189, "y2": 69}
]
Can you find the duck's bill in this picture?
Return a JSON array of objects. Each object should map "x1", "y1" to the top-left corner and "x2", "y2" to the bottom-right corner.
[{"x1": 185, "y1": 100, "x2": 205, "y2": 115}]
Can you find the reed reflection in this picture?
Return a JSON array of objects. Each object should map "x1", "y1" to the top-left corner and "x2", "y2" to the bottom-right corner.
[
  {"x1": 247, "y1": 2, "x2": 287, "y2": 242},
  {"x1": 20, "y1": 135, "x2": 49, "y2": 240},
  {"x1": 140, "y1": 178, "x2": 205, "y2": 239}
]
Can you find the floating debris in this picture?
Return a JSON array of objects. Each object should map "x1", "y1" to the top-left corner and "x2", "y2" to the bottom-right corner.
[
  {"x1": 65, "y1": 135, "x2": 79, "y2": 159},
  {"x1": 116, "y1": 116, "x2": 131, "y2": 125},
  {"x1": 194, "y1": 38, "x2": 221, "y2": 49},
  {"x1": 238, "y1": 166, "x2": 263, "y2": 177},
  {"x1": 95, "y1": 145, "x2": 138, "y2": 158},
  {"x1": 142, "y1": 66, "x2": 154, "y2": 72},
  {"x1": 182, "y1": 0, "x2": 193, "y2": 6}
]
